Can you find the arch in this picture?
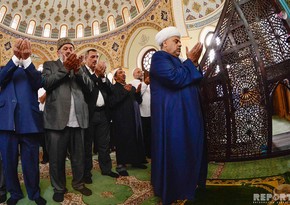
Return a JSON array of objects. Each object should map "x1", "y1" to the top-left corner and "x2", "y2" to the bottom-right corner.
[
  {"x1": 11, "y1": 14, "x2": 21, "y2": 30},
  {"x1": 43, "y1": 23, "x2": 52, "y2": 37},
  {"x1": 122, "y1": 7, "x2": 131, "y2": 23},
  {"x1": 139, "y1": 47, "x2": 156, "y2": 71},
  {"x1": 121, "y1": 22, "x2": 161, "y2": 67},
  {"x1": 199, "y1": 26, "x2": 215, "y2": 48},
  {"x1": 76, "y1": 24, "x2": 84, "y2": 38},
  {"x1": 0, "y1": 6, "x2": 7, "y2": 23},
  {"x1": 27, "y1": 20, "x2": 36, "y2": 35},
  {"x1": 92, "y1": 21, "x2": 100, "y2": 36},
  {"x1": 31, "y1": 44, "x2": 54, "y2": 68},
  {"x1": 108, "y1": 15, "x2": 116, "y2": 31},
  {"x1": 135, "y1": 0, "x2": 144, "y2": 13},
  {"x1": 121, "y1": 22, "x2": 161, "y2": 82},
  {"x1": 75, "y1": 43, "x2": 114, "y2": 72},
  {"x1": 60, "y1": 24, "x2": 68, "y2": 38}
]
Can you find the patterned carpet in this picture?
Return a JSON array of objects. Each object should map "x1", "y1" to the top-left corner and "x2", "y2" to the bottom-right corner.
[{"x1": 1, "y1": 154, "x2": 290, "y2": 204}]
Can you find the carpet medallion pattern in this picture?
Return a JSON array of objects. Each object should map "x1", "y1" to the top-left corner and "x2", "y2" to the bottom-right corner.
[{"x1": 3, "y1": 154, "x2": 290, "y2": 204}]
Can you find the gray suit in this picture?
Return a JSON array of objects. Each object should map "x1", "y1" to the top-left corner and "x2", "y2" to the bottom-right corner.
[
  {"x1": 42, "y1": 59, "x2": 93, "y2": 193},
  {"x1": 43, "y1": 60, "x2": 91, "y2": 130}
]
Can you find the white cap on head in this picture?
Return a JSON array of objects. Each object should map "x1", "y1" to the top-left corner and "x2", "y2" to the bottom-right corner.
[
  {"x1": 155, "y1": 26, "x2": 181, "y2": 46},
  {"x1": 132, "y1": 67, "x2": 141, "y2": 76},
  {"x1": 111, "y1": 68, "x2": 121, "y2": 77}
]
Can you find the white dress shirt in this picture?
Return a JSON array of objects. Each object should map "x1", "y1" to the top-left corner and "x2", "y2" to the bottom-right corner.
[
  {"x1": 85, "y1": 65, "x2": 105, "y2": 107},
  {"x1": 130, "y1": 79, "x2": 151, "y2": 117},
  {"x1": 59, "y1": 59, "x2": 79, "y2": 127}
]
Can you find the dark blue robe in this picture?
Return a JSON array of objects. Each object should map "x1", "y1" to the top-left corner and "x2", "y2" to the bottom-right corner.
[{"x1": 150, "y1": 50, "x2": 207, "y2": 204}]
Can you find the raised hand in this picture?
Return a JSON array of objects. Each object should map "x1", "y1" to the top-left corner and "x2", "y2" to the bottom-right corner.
[
  {"x1": 136, "y1": 83, "x2": 142, "y2": 93},
  {"x1": 74, "y1": 55, "x2": 84, "y2": 73},
  {"x1": 63, "y1": 53, "x2": 83, "y2": 72},
  {"x1": 20, "y1": 38, "x2": 32, "y2": 60},
  {"x1": 95, "y1": 61, "x2": 107, "y2": 77},
  {"x1": 124, "y1": 84, "x2": 132, "y2": 92},
  {"x1": 13, "y1": 38, "x2": 23, "y2": 59},
  {"x1": 144, "y1": 76, "x2": 150, "y2": 85},
  {"x1": 186, "y1": 42, "x2": 203, "y2": 66},
  {"x1": 63, "y1": 53, "x2": 76, "y2": 71}
]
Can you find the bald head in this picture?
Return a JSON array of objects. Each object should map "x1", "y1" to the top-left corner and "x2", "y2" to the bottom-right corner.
[{"x1": 133, "y1": 68, "x2": 143, "y2": 80}]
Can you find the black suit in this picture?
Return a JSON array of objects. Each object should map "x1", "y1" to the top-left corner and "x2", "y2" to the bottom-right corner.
[{"x1": 82, "y1": 66, "x2": 113, "y2": 178}]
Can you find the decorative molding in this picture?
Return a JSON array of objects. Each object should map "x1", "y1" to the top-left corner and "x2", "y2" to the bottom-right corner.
[
  {"x1": 138, "y1": 34, "x2": 150, "y2": 46},
  {"x1": 186, "y1": 11, "x2": 222, "y2": 29}
]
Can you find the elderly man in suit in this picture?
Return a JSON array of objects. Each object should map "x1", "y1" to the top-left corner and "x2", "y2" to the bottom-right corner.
[
  {"x1": 42, "y1": 37, "x2": 93, "y2": 202},
  {"x1": 81, "y1": 49, "x2": 119, "y2": 184},
  {"x1": 0, "y1": 39, "x2": 46, "y2": 205}
]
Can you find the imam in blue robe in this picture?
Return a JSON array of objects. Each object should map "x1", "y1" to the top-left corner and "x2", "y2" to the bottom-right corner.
[{"x1": 150, "y1": 50, "x2": 207, "y2": 204}]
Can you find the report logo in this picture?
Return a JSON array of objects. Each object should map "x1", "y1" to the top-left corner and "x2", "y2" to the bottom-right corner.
[
  {"x1": 253, "y1": 184, "x2": 290, "y2": 204},
  {"x1": 253, "y1": 193, "x2": 290, "y2": 203}
]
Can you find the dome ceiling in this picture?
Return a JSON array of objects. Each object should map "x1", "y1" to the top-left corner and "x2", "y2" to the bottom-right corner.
[
  {"x1": 183, "y1": 0, "x2": 224, "y2": 20},
  {"x1": 183, "y1": 0, "x2": 224, "y2": 29},
  {"x1": 0, "y1": 0, "x2": 153, "y2": 39},
  {"x1": 0, "y1": 0, "x2": 225, "y2": 40}
]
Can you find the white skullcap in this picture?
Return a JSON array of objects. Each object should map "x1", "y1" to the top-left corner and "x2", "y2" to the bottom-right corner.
[
  {"x1": 111, "y1": 68, "x2": 121, "y2": 77},
  {"x1": 132, "y1": 67, "x2": 141, "y2": 76},
  {"x1": 155, "y1": 26, "x2": 181, "y2": 46}
]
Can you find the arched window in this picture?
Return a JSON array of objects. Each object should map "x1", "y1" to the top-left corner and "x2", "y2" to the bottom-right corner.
[
  {"x1": 108, "y1": 15, "x2": 116, "y2": 31},
  {"x1": 60, "y1": 24, "x2": 68, "y2": 37},
  {"x1": 11, "y1": 14, "x2": 21, "y2": 30},
  {"x1": 199, "y1": 26, "x2": 215, "y2": 47},
  {"x1": 43, "y1": 23, "x2": 51, "y2": 37},
  {"x1": 0, "y1": 6, "x2": 7, "y2": 23},
  {"x1": 142, "y1": 49, "x2": 156, "y2": 78},
  {"x1": 122, "y1": 7, "x2": 131, "y2": 23},
  {"x1": 135, "y1": 0, "x2": 144, "y2": 13},
  {"x1": 92, "y1": 21, "x2": 100, "y2": 36},
  {"x1": 199, "y1": 26, "x2": 216, "y2": 63},
  {"x1": 76, "y1": 24, "x2": 84, "y2": 38},
  {"x1": 27, "y1": 20, "x2": 36, "y2": 35}
]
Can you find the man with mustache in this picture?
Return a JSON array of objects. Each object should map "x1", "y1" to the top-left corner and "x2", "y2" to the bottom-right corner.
[
  {"x1": 150, "y1": 26, "x2": 208, "y2": 204},
  {"x1": 42, "y1": 37, "x2": 93, "y2": 202},
  {"x1": 81, "y1": 49, "x2": 119, "y2": 184},
  {"x1": 109, "y1": 68, "x2": 147, "y2": 176}
]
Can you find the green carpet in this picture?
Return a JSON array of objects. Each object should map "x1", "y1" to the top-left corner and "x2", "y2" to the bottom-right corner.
[{"x1": 3, "y1": 154, "x2": 290, "y2": 205}]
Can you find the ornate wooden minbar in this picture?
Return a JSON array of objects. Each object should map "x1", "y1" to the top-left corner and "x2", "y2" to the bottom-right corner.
[{"x1": 200, "y1": 0, "x2": 290, "y2": 161}]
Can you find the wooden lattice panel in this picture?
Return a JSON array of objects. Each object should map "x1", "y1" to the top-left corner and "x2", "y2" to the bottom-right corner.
[{"x1": 200, "y1": 0, "x2": 290, "y2": 161}]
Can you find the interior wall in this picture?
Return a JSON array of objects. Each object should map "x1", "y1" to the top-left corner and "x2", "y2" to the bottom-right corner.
[
  {"x1": 0, "y1": 0, "x2": 222, "y2": 76},
  {"x1": 0, "y1": 0, "x2": 174, "y2": 73},
  {"x1": 124, "y1": 26, "x2": 159, "y2": 82}
]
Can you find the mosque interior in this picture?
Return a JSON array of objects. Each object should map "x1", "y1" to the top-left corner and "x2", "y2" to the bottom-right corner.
[{"x1": 0, "y1": 0, "x2": 289, "y2": 204}]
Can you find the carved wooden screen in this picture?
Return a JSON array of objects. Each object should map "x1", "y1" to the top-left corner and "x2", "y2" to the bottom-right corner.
[{"x1": 200, "y1": 0, "x2": 290, "y2": 161}]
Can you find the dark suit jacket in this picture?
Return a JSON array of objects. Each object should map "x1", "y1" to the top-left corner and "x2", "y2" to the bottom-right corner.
[
  {"x1": 81, "y1": 66, "x2": 112, "y2": 121},
  {"x1": 42, "y1": 59, "x2": 93, "y2": 130},
  {"x1": 108, "y1": 82, "x2": 145, "y2": 164},
  {"x1": 0, "y1": 59, "x2": 43, "y2": 134}
]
